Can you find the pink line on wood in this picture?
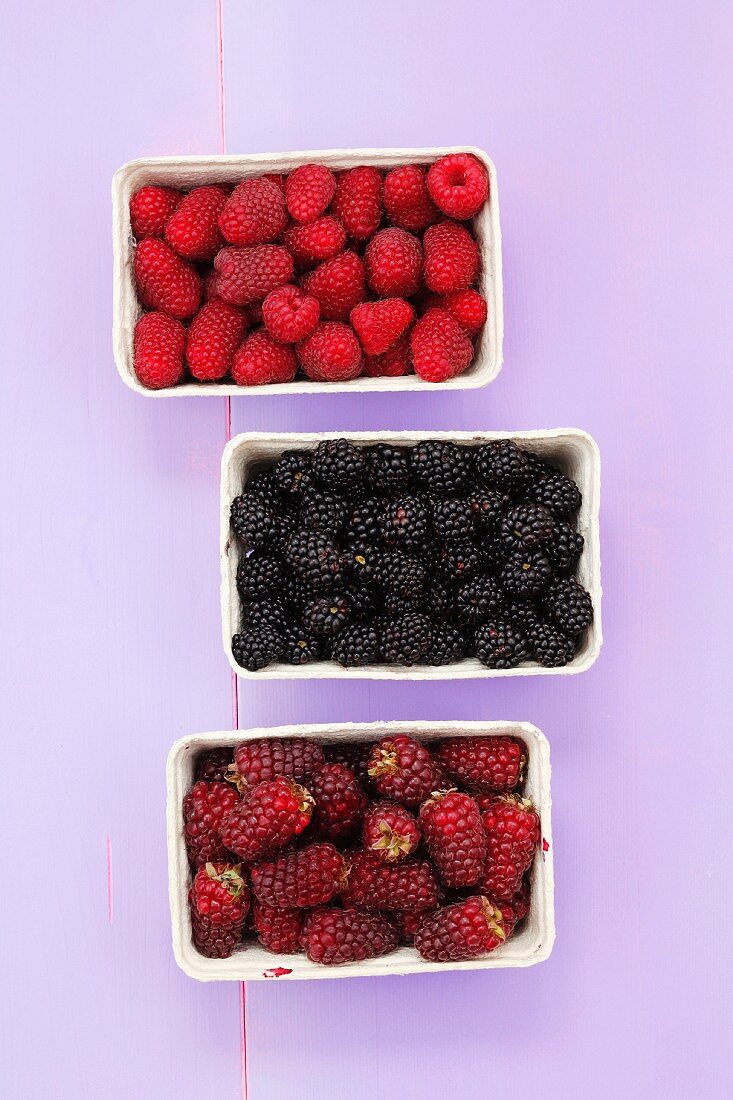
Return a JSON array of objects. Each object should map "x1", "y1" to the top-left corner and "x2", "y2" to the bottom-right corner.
[{"x1": 106, "y1": 835, "x2": 113, "y2": 923}]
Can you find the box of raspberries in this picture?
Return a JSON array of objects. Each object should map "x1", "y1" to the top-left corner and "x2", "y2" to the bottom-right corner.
[
  {"x1": 167, "y1": 721, "x2": 554, "y2": 981},
  {"x1": 220, "y1": 430, "x2": 601, "y2": 678},
  {"x1": 112, "y1": 147, "x2": 502, "y2": 394}
]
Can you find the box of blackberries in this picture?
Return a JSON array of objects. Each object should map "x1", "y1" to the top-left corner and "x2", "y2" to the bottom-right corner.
[
  {"x1": 168, "y1": 721, "x2": 554, "y2": 981},
  {"x1": 221, "y1": 430, "x2": 601, "y2": 678},
  {"x1": 112, "y1": 147, "x2": 502, "y2": 394}
]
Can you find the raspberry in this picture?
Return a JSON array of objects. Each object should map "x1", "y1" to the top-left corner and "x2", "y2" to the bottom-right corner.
[
  {"x1": 129, "y1": 185, "x2": 182, "y2": 239},
  {"x1": 250, "y1": 842, "x2": 344, "y2": 908},
  {"x1": 252, "y1": 901, "x2": 304, "y2": 953},
  {"x1": 231, "y1": 329, "x2": 297, "y2": 386},
  {"x1": 350, "y1": 298, "x2": 414, "y2": 356},
  {"x1": 366, "y1": 735, "x2": 440, "y2": 807},
  {"x1": 183, "y1": 780, "x2": 240, "y2": 867},
  {"x1": 363, "y1": 334, "x2": 413, "y2": 377},
  {"x1": 261, "y1": 284, "x2": 320, "y2": 343},
  {"x1": 301, "y1": 251, "x2": 365, "y2": 321},
  {"x1": 133, "y1": 238, "x2": 202, "y2": 319},
  {"x1": 434, "y1": 737, "x2": 526, "y2": 793},
  {"x1": 195, "y1": 748, "x2": 234, "y2": 783},
  {"x1": 342, "y1": 850, "x2": 440, "y2": 911},
  {"x1": 214, "y1": 245, "x2": 294, "y2": 306},
  {"x1": 308, "y1": 763, "x2": 367, "y2": 839},
  {"x1": 164, "y1": 185, "x2": 228, "y2": 261},
  {"x1": 297, "y1": 322, "x2": 363, "y2": 382},
  {"x1": 284, "y1": 217, "x2": 347, "y2": 267},
  {"x1": 383, "y1": 164, "x2": 439, "y2": 231},
  {"x1": 414, "y1": 896, "x2": 505, "y2": 962},
  {"x1": 364, "y1": 228, "x2": 422, "y2": 298},
  {"x1": 218, "y1": 177, "x2": 288, "y2": 245},
  {"x1": 478, "y1": 795, "x2": 540, "y2": 899},
  {"x1": 189, "y1": 862, "x2": 250, "y2": 959},
  {"x1": 185, "y1": 300, "x2": 248, "y2": 381},
  {"x1": 438, "y1": 288, "x2": 488, "y2": 335},
  {"x1": 426, "y1": 153, "x2": 489, "y2": 219},
  {"x1": 362, "y1": 801, "x2": 420, "y2": 862},
  {"x1": 410, "y1": 307, "x2": 473, "y2": 382},
  {"x1": 302, "y1": 907, "x2": 397, "y2": 965},
  {"x1": 133, "y1": 312, "x2": 186, "y2": 389},
  {"x1": 419, "y1": 790, "x2": 487, "y2": 887},
  {"x1": 219, "y1": 777, "x2": 314, "y2": 862},
  {"x1": 285, "y1": 163, "x2": 336, "y2": 223},
  {"x1": 231, "y1": 737, "x2": 324, "y2": 790},
  {"x1": 332, "y1": 166, "x2": 383, "y2": 240},
  {"x1": 423, "y1": 221, "x2": 479, "y2": 294}
]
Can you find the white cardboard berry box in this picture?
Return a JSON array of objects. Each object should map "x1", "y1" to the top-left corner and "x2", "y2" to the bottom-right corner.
[
  {"x1": 221, "y1": 429, "x2": 602, "y2": 679},
  {"x1": 168, "y1": 721, "x2": 554, "y2": 982},
  {"x1": 111, "y1": 147, "x2": 502, "y2": 396}
]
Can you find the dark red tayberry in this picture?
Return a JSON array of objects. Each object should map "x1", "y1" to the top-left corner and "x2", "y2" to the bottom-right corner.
[
  {"x1": 419, "y1": 789, "x2": 487, "y2": 887},
  {"x1": 434, "y1": 737, "x2": 526, "y2": 793},
  {"x1": 183, "y1": 780, "x2": 240, "y2": 867},
  {"x1": 341, "y1": 849, "x2": 440, "y2": 911},
  {"x1": 366, "y1": 734, "x2": 441, "y2": 807},
  {"x1": 478, "y1": 795, "x2": 540, "y2": 900},
  {"x1": 219, "y1": 777, "x2": 314, "y2": 862},
  {"x1": 302, "y1": 907, "x2": 398, "y2": 965},
  {"x1": 362, "y1": 801, "x2": 420, "y2": 862},
  {"x1": 250, "y1": 842, "x2": 344, "y2": 908},
  {"x1": 308, "y1": 763, "x2": 367, "y2": 839},
  {"x1": 414, "y1": 896, "x2": 506, "y2": 962},
  {"x1": 252, "y1": 901, "x2": 304, "y2": 953},
  {"x1": 189, "y1": 862, "x2": 250, "y2": 959}
]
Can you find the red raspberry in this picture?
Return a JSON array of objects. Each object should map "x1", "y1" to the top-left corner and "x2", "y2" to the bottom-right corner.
[
  {"x1": 478, "y1": 795, "x2": 540, "y2": 900},
  {"x1": 252, "y1": 901, "x2": 304, "y2": 953},
  {"x1": 308, "y1": 763, "x2": 367, "y2": 839},
  {"x1": 219, "y1": 777, "x2": 314, "y2": 862},
  {"x1": 383, "y1": 164, "x2": 439, "y2": 231},
  {"x1": 414, "y1": 896, "x2": 506, "y2": 962},
  {"x1": 231, "y1": 738, "x2": 325, "y2": 789},
  {"x1": 419, "y1": 790, "x2": 487, "y2": 887},
  {"x1": 133, "y1": 238, "x2": 202, "y2": 319},
  {"x1": 350, "y1": 298, "x2": 414, "y2": 356},
  {"x1": 324, "y1": 742, "x2": 372, "y2": 782},
  {"x1": 284, "y1": 217, "x2": 347, "y2": 267},
  {"x1": 427, "y1": 153, "x2": 489, "y2": 219},
  {"x1": 130, "y1": 185, "x2": 182, "y2": 239},
  {"x1": 231, "y1": 330, "x2": 297, "y2": 386},
  {"x1": 195, "y1": 748, "x2": 234, "y2": 783},
  {"x1": 364, "y1": 228, "x2": 422, "y2": 298},
  {"x1": 189, "y1": 862, "x2": 250, "y2": 959},
  {"x1": 133, "y1": 312, "x2": 186, "y2": 389},
  {"x1": 362, "y1": 800, "x2": 420, "y2": 862},
  {"x1": 214, "y1": 245, "x2": 294, "y2": 306},
  {"x1": 183, "y1": 780, "x2": 240, "y2": 867},
  {"x1": 423, "y1": 221, "x2": 479, "y2": 294},
  {"x1": 410, "y1": 308, "x2": 473, "y2": 382},
  {"x1": 366, "y1": 734, "x2": 440, "y2": 807},
  {"x1": 261, "y1": 284, "x2": 320, "y2": 343},
  {"x1": 363, "y1": 334, "x2": 413, "y2": 378},
  {"x1": 218, "y1": 177, "x2": 288, "y2": 245},
  {"x1": 164, "y1": 185, "x2": 228, "y2": 261},
  {"x1": 302, "y1": 907, "x2": 397, "y2": 965},
  {"x1": 434, "y1": 736, "x2": 526, "y2": 792},
  {"x1": 437, "y1": 288, "x2": 488, "y2": 336},
  {"x1": 185, "y1": 300, "x2": 248, "y2": 381},
  {"x1": 342, "y1": 850, "x2": 440, "y2": 911},
  {"x1": 301, "y1": 251, "x2": 365, "y2": 321},
  {"x1": 285, "y1": 163, "x2": 336, "y2": 224},
  {"x1": 297, "y1": 322, "x2": 363, "y2": 382},
  {"x1": 332, "y1": 166, "x2": 383, "y2": 241},
  {"x1": 250, "y1": 842, "x2": 344, "y2": 908}
]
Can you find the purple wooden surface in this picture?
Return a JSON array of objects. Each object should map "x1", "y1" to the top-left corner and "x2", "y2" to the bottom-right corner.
[{"x1": 1, "y1": 1, "x2": 732, "y2": 1098}]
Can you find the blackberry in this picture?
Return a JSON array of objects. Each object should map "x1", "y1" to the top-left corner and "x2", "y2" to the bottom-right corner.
[
  {"x1": 523, "y1": 469, "x2": 581, "y2": 518},
  {"x1": 420, "y1": 624, "x2": 466, "y2": 666},
  {"x1": 500, "y1": 548, "x2": 552, "y2": 600},
  {"x1": 505, "y1": 601, "x2": 541, "y2": 633},
  {"x1": 474, "y1": 621, "x2": 528, "y2": 669},
  {"x1": 410, "y1": 440, "x2": 473, "y2": 496},
  {"x1": 346, "y1": 585, "x2": 381, "y2": 621},
  {"x1": 232, "y1": 627, "x2": 284, "y2": 671},
  {"x1": 381, "y1": 613, "x2": 433, "y2": 665},
  {"x1": 242, "y1": 599, "x2": 290, "y2": 633},
  {"x1": 500, "y1": 504, "x2": 556, "y2": 552},
  {"x1": 272, "y1": 450, "x2": 313, "y2": 499},
  {"x1": 525, "y1": 620, "x2": 576, "y2": 667},
  {"x1": 341, "y1": 543, "x2": 381, "y2": 587},
  {"x1": 438, "y1": 539, "x2": 484, "y2": 581},
  {"x1": 230, "y1": 494, "x2": 279, "y2": 547},
  {"x1": 311, "y1": 438, "x2": 367, "y2": 490},
  {"x1": 343, "y1": 496, "x2": 383, "y2": 544},
  {"x1": 300, "y1": 490, "x2": 348, "y2": 535},
  {"x1": 479, "y1": 536, "x2": 508, "y2": 575},
  {"x1": 282, "y1": 629, "x2": 322, "y2": 665},
  {"x1": 383, "y1": 593, "x2": 424, "y2": 618},
  {"x1": 376, "y1": 551, "x2": 427, "y2": 603},
  {"x1": 426, "y1": 578, "x2": 458, "y2": 622},
  {"x1": 331, "y1": 623, "x2": 381, "y2": 667},
  {"x1": 467, "y1": 487, "x2": 509, "y2": 531},
  {"x1": 378, "y1": 495, "x2": 431, "y2": 550},
  {"x1": 281, "y1": 574, "x2": 307, "y2": 613},
  {"x1": 195, "y1": 748, "x2": 234, "y2": 783},
  {"x1": 366, "y1": 444, "x2": 413, "y2": 494},
  {"x1": 246, "y1": 468, "x2": 279, "y2": 503},
  {"x1": 285, "y1": 530, "x2": 342, "y2": 591},
  {"x1": 548, "y1": 522, "x2": 584, "y2": 575},
  {"x1": 475, "y1": 440, "x2": 529, "y2": 491},
  {"x1": 454, "y1": 575, "x2": 506, "y2": 625},
  {"x1": 236, "y1": 550, "x2": 284, "y2": 604},
  {"x1": 302, "y1": 594, "x2": 351, "y2": 637},
  {"x1": 544, "y1": 578, "x2": 593, "y2": 636},
  {"x1": 431, "y1": 497, "x2": 475, "y2": 541},
  {"x1": 270, "y1": 514, "x2": 297, "y2": 558}
]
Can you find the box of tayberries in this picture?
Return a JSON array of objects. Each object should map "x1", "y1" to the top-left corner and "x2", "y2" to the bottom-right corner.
[
  {"x1": 112, "y1": 147, "x2": 502, "y2": 394},
  {"x1": 167, "y1": 721, "x2": 553, "y2": 981},
  {"x1": 221, "y1": 430, "x2": 601, "y2": 679}
]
